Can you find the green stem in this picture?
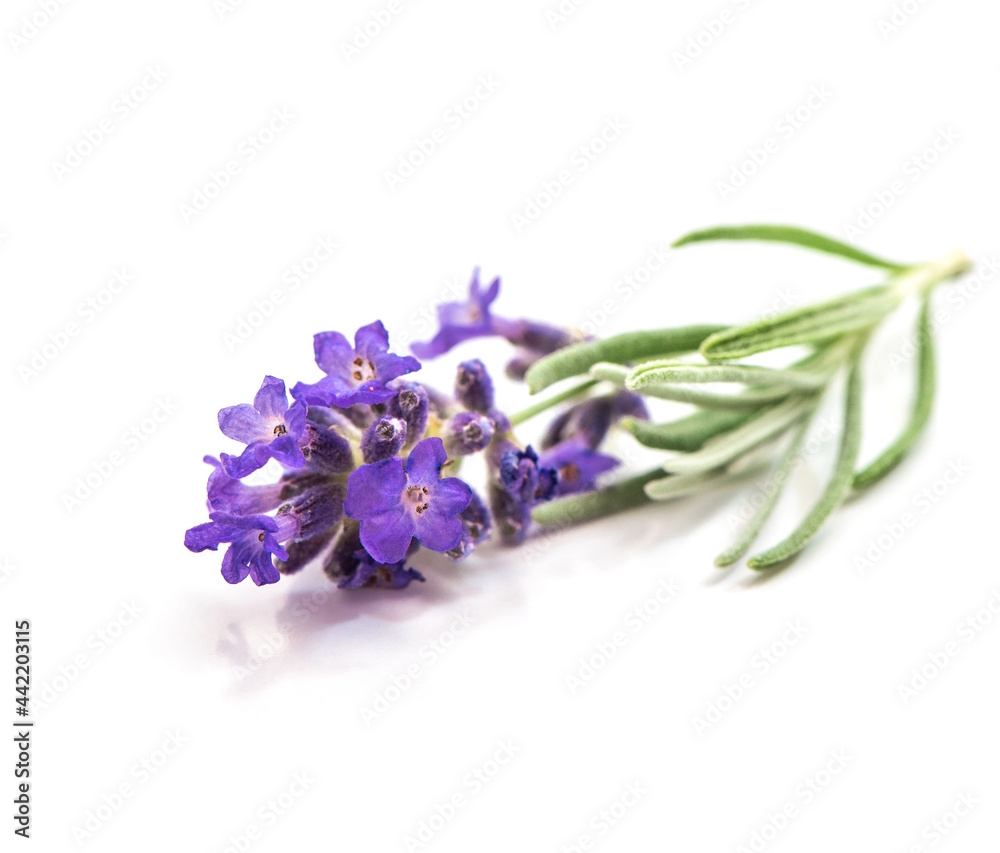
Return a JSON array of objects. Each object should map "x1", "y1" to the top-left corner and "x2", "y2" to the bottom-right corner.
[{"x1": 507, "y1": 378, "x2": 598, "y2": 427}]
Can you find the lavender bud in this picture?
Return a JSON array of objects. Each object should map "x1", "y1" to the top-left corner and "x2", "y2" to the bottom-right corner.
[
  {"x1": 276, "y1": 533, "x2": 332, "y2": 575},
  {"x1": 455, "y1": 359, "x2": 495, "y2": 412},
  {"x1": 446, "y1": 489, "x2": 493, "y2": 560},
  {"x1": 443, "y1": 412, "x2": 494, "y2": 457},
  {"x1": 389, "y1": 383, "x2": 429, "y2": 447},
  {"x1": 277, "y1": 484, "x2": 344, "y2": 542},
  {"x1": 301, "y1": 423, "x2": 354, "y2": 474},
  {"x1": 361, "y1": 417, "x2": 407, "y2": 463}
]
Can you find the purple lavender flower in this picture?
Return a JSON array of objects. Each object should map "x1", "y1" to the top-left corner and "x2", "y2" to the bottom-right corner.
[
  {"x1": 184, "y1": 511, "x2": 298, "y2": 586},
  {"x1": 204, "y1": 456, "x2": 284, "y2": 514},
  {"x1": 293, "y1": 321, "x2": 420, "y2": 408},
  {"x1": 218, "y1": 376, "x2": 307, "y2": 478},
  {"x1": 538, "y1": 438, "x2": 619, "y2": 496},
  {"x1": 344, "y1": 437, "x2": 472, "y2": 564},
  {"x1": 411, "y1": 270, "x2": 501, "y2": 359}
]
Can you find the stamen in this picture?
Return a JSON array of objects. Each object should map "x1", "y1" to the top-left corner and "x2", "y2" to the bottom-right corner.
[{"x1": 273, "y1": 424, "x2": 287, "y2": 436}]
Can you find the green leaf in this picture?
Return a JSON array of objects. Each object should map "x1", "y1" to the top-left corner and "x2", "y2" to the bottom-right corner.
[
  {"x1": 627, "y1": 361, "x2": 830, "y2": 391},
  {"x1": 672, "y1": 224, "x2": 910, "y2": 272},
  {"x1": 747, "y1": 350, "x2": 865, "y2": 569},
  {"x1": 643, "y1": 461, "x2": 773, "y2": 501},
  {"x1": 661, "y1": 397, "x2": 815, "y2": 475},
  {"x1": 852, "y1": 295, "x2": 936, "y2": 491},
  {"x1": 699, "y1": 285, "x2": 898, "y2": 361},
  {"x1": 591, "y1": 362, "x2": 795, "y2": 410},
  {"x1": 714, "y1": 415, "x2": 812, "y2": 567},
  {"x1": 622, "y1": 410, "x2": 757, "y2": 452},
  {"x1": 524, "y1": 325, "x2": 727, "y2": 394}
]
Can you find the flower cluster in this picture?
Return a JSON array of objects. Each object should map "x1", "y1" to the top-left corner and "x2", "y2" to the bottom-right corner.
[{"x1": 185, "y1": 271, "x2": 644, "y2": 590}]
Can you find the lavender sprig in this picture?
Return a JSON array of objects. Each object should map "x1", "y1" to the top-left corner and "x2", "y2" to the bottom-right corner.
[{"x1": 185, "y1": 224, "x2": 971, "y2": 589}]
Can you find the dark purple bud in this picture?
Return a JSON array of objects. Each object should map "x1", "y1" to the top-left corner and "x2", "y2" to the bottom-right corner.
[
  {"x1": 276, "y1": 531, "x2": 334, "y2": 575},
  {"x1": 443, "y1": 412, "x2": 494, "y2": 457},
  {"x1": 300, "y1": 423, "x2": 354, "y2": 474},
  {"x1": 455, "y1": 359, "x2": 495, "y2": 412},
  {"x1": 361, "y1": 417, "x2": 407, "y2": 464},
  {"x1": 324, "y1": 521, "x2": 364, "y2": 584},
  {"x1": 541, "y1": 391, "x2": 649, "y2": 451},
  {"x1": 503, "y1": 319, "x2": 583, "y2": 354},
  {"x1": 389, "y1": 383, "x2": 429, "y2": 447},
  {"x1": 323, "y1": 521, "x2": 423, "y2": 588},
  {"x1": 446, "y1": 488, "x2": 492, "y2": 560},
  {"x1": 276, "y1": 484, "x2": 344, "y2": 542}
]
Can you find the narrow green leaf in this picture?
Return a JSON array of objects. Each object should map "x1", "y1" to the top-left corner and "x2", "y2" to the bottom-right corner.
[
  {"x1": 524, "y1": 325, "x2": 727, "y2": 394},
  {"x1": 672, "y1": 224, "x2": 910, "y2": 271},
  {"x1": 621, "y1": 410, "x2": 757, "y2": 452},
  {"x1": 643, "y1": 461, "x2": 773, "y2": 501},
  {"x1": 699, "y1": 285, "x2": 898, "y2": 361},
  {"x1": 747, "y1": 352, "x2": 865, "y2": 569},
  {"x1": 662, "y1": 397, "x2": 814, "y2": 475},
  {"x1": 591, "y1": 362, "x2": 795, "y2": 410},
  {"x1": 852, "y1": 295, "x2": 936, "y2": 491},
  {"x1": 714, "y1": 415, "x2": 812, "y2": 567},
  {"x1": 530, "y1": 468, "x2": 665, "y2": 526},
  {"x1": 627, "y1": 362, "x2": 829, "y2": 391}
]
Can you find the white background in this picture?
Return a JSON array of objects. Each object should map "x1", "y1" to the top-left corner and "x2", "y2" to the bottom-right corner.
[{"x1": 2, "y1": 0, "x2": 999, "y2": 850}]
